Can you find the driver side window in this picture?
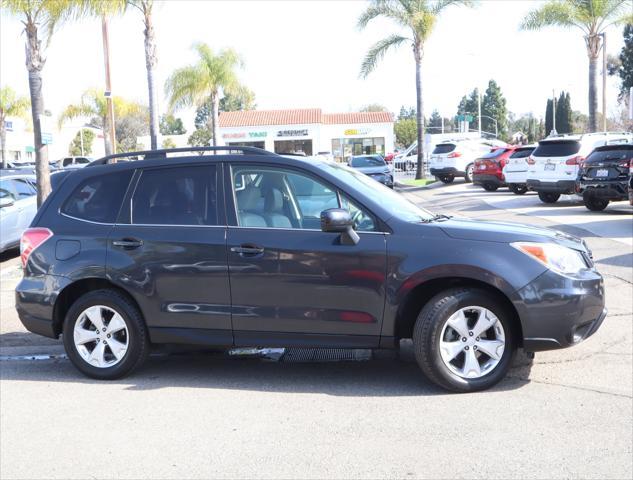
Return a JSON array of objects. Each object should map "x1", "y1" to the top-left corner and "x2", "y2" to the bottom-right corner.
[{"x1": 340, "y1": 194, "x2": 376, "y2": 232}]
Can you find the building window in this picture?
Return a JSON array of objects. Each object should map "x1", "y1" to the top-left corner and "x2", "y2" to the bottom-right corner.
[
  {"x1": 274, "y1": 139, "x2": 313, "y2": 156},
  {"x1": 227, "y1": 141, "x2": 265, "y2": 149},
  {"x1": 332, "y1": 137, "x2": 385, "y2": 163}
]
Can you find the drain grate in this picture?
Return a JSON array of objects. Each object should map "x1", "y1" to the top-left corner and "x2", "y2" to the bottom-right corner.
[{"x1": 282, "y1": 348, "x2": 371, "y2": 363}]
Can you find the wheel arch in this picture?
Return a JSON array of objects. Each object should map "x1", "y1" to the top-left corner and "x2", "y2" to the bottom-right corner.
[
  {"x1": 52, "y1": 277, "x2": 144, "y2": 336},
  {"x1": 393, "y1": 277, "x2": 523, "y2": 345}
]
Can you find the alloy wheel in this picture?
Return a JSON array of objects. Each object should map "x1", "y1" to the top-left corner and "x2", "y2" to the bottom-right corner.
[{"x1": 73, "y1": 305, "x2": 129, "y2": 368}]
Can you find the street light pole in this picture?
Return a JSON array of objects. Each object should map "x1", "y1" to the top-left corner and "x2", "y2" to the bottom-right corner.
[{"x1": 601, "y1": 32, "x2": 607, "y2": 132}]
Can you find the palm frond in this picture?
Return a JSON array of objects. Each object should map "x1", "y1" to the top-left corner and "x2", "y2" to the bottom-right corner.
[
  {"x1": 358, "y1": 0, "x2": 408, "y2": 29},
  {"x1": 520, "y1": 1, "x2": 588, "y2": 33},
  {"x1": 164, "y1": 64, "x2": 209, "y2": 112},
  {"x1": 359, "y1": 34, "x2": 410, "y2": 78}
]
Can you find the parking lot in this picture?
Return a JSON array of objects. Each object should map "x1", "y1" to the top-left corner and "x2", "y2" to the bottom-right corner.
[{"x1": 1, "y1": 181, "x2": 632, "y2": 479}]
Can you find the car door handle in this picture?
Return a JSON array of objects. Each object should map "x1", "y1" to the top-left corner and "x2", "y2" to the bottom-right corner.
[
  {"x1": 231, "y1": 245, "x2": 264, "y2": 256},
  {"x1": 112, "y1": 238, "x2": 143, "y2": 249}
]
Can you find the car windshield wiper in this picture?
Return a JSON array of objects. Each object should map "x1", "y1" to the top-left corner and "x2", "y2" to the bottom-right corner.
[{"x1": 423, "y1": 213, "x2": 453, "y2": 223}]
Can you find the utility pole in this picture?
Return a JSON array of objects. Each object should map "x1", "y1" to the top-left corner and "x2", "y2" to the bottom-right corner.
[
  {"x1": 102, "y1": 17, "x2": 116, "y2": 156},
  {"x1": 478, "y1": 91, "x2": 482, "y2": 137},
  {"x1": 601, "y1": 32, "x2": 607, "y2": 132},
  {"x1": 552, "y1": 89, "x2": 557, "y2": 135}
]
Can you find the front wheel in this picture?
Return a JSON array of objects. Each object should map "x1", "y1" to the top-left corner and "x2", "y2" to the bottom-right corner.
[
  {"x1": 538, "y1": 192, "x2": 560, "y2": 203},
  {"x1": 483, "y1": 183, "x2": 498, "y2": 192},
  {"x1": 509, "y1": 184, "x2": 528, "y2": 195},
  {"x1": 439, "y1": 175, "x2": 455, "y2": 184},
  {"x1": 583, "y1": 193, "x2": 609, "y2": 211},
  {"x1": 63, "y1": 289, "x2": 149, "y2": 380},
  {"x1": 464, "y1": 164, "x2": 474, "y2": 183},
  {"x1": 413, "y1": 288, "x2": 515, "y2": 392}
]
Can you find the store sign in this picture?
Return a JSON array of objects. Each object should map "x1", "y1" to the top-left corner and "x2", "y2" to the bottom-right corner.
[
  {"x1": 344, "y1": 128, "x2": 371, "y2": 136},
  {"x1": 223, "y1": 131, "x2": 267, "y2": 139},
  {"x1": 277, "y1": 129, "x2": 308, "y2": 137}
]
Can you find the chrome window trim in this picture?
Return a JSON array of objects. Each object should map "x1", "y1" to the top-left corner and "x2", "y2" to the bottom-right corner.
[{"x1": 226, "y1": 225, "x2": 388, "y2": 235}]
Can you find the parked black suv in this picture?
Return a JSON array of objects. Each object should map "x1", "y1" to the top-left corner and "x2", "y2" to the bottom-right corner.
[
  {"x1": 578, "y1": 144, "x2": 633, "y2": 211},
  {"x1": 16, "y1": 147, "x2": 606, "y2": 392}
]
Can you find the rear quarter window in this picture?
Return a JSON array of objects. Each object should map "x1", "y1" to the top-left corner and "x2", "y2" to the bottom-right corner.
[
  {"x1": 533, "y1": 141, "x2": 581, "y2": 157},
  {"x1": 509, "y1": 148, "x2": 534, "y2": 159},
  {"x1": 585, "y1": 148, "x2": 633, "y2": 164},
  {"x1": 62, "y1": 170, "x2": 133, "y2": 223},
  {"x1": 432, "y1": 144, "x2": 456, "y2": 154}
]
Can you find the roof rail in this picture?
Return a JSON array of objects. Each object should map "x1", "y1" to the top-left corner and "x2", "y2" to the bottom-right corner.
[{"x1": 87, "y1": 146, "x2": 276, "y2": 167}]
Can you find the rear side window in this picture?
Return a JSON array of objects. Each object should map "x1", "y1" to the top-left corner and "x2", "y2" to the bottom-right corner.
[
  {"x1": 63, "y1": 170, "x2": 133, "y2": 223},
  {"x1": 11, "y1": 178, "x2": 36, "y2": 198},
  {"x1": 533, "y1": 141, "x2": 581, "y2": 157},
  {"x1": 132, "y1": 165, "x2": 218, "y2": 226},
  {"x1": 509, "y1": 148, "x2": 534, "y2": 159},
  {"x1": 432, "y1": 144, "x2": 456, "y2": 154}
]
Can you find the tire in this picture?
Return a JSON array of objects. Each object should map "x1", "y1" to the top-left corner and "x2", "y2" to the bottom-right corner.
[
  {"x1": 583, "y1": 194, "x2": 609, "y2": 211},
  {"x1": 63, "y1": 289, "x2": 149, "y2": 380},
  {"x1": 509, "y1": 184, "x2": 528, "y2": 195},
  {"x1": 538, "y1": 192, "x2": 560, "y2": 203},
  {"x1": 483, "y1": 183, "x2": 498, "y2": 192},
  {"x1": 412, "y1": 288, "x2": 516, "y2": 393},
  {"x1": 464, "y1": 164, "x2": 474, "y2": 183},
  {"x1": 439, "y1": 175, "x2": 455, "y2": 184}
]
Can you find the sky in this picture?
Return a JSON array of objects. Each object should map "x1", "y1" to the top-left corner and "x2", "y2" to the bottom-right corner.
[{"x1": 0, "y1": 0, "x2": 629, "y2": 132}]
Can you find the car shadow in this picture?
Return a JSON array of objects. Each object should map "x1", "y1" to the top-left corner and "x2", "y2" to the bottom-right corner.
[
  {"x1": 0, "y1": 342, "x2": 533, "y2": 396},
  {"x1": 0, "y1": 247, "x2": 19, "y2": 263}
]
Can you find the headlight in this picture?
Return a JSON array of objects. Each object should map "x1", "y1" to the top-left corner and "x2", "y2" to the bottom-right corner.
[{"x1": 511, "y1": 242, "x2": 588, "y2": 275}]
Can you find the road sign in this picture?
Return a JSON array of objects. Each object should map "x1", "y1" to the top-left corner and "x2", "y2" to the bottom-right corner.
[{"x1": 455, "y1": 114, "x2": 474, "y2": 122}]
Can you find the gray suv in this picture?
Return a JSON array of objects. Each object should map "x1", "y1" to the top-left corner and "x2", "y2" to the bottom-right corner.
[{"x1": 15, "y1": 147, "x2": 606, "y2": 392}]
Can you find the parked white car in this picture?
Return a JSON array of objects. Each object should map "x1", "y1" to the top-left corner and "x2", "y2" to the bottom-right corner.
[
  {"x1": 51, "y1": 156, "x2": 93, "y2": 169},
  {"x1": 501, "y1": 144, "x2": 537, "y2": 194},
  {"x1": 526, "y1": 132, "x2": 633, "y2": 203},
  {"x1": 0, "y1": 173, "x2": 38, "y2": 253},
  {"x1": 429, "y1": 140, "x2": 493, "y2": 183}
]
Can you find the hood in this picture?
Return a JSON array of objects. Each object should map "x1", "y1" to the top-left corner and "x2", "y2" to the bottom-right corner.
[
  {"x1": 439, "y1": 217, "x2": 587, "y2": 251},
  {"x1": 355, "y1": 165, "x2": 390, "y2": 175}
]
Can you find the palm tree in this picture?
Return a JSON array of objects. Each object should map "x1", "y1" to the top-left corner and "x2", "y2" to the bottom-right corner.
[
  {"x1": 165, "y1": 43, "x2": 244, "y2": 146},
  {"x1": 521, "y1": 0, "x2": 633, "y2": 133},
  {"x1": 358, "y1": 0, "x2": 474, "y2": 179},
  {"x1": 2, "y1": 0, "x2": 87, "y2": 205},
  {"x1": 0, "y1": 87, "x2": 30, "y2": 169},
  {"x1": 58, "y1": 89, "x2": 144, "y2": 153}
]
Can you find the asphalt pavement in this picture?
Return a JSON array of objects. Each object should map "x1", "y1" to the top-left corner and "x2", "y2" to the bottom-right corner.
[{"x1": 1, "y1": 181, "x2": 631, "y2": 479}]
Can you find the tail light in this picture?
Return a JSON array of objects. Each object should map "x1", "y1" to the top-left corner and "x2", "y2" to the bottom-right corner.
[
  {"x1": 447, "y1": 152, "x2": 462, "y2": 158},
  {"x1": 630, "y1": 159, "x2": 633, "y2": 173},
  {"x1": 565, "y1": 156, "x2": 584, "y2": 165},
  {"x1": 526, "y1": 156, "x2": 535, "y2": 165},
  {"x1": 20, "y1": 228, "x2": 53, "y2": 268}
]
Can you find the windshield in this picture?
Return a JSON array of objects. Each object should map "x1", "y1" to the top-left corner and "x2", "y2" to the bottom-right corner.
[
  {"x1": 432, "y1": 144, "x2": 456, "y2": 155},
  {"x1": 510, "y1": 148, "x2": 534, "y2": 158},
  {"x1": 318, "y1": 162, "x2": 434, "y2": 223},
  {"x1": 351, "y1": 156, "x2": 385, "y2": 167}
]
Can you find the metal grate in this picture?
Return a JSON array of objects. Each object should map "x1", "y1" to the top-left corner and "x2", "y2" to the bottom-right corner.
[{"x1": 282, "y1": 348, "x2": 371, "y2": 363}]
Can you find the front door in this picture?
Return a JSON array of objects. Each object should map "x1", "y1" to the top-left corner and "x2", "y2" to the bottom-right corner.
[
  {"x1": 107, "y1": 164, "x2": 232, "y2": 346},
  {"x1": 225, "y1": 163, "x2": 387, "y2": 348}
]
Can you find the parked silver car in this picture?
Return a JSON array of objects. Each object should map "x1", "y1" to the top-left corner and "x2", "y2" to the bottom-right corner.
[{"x1": 0, "y1": 173, "x2": 38, "y2": 252}]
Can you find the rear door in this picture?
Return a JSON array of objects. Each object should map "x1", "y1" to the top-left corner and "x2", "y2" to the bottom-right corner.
[{"x1": 107, "y1": 164, "x2": 232, "y2": 345}]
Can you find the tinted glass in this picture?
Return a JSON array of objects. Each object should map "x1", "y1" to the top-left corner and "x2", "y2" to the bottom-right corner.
[
  {"x1": 481, "y1": 149, "x2": 507, "y2": 159},
  {"x1": 63, "y1": 170, "x2": 133, "y2": 223},
  {"x1": 11, "y1": 178, "x2": 36, "y2": 198},
  {"x1": 533, "y1": 141, "x2": 581, "y2": 157},
  {"x1": 509, "y1": 148, "x2": 535, "y2": 159},
  {"x1": 351, "y1": 156, "x2": 386, "y2": 167},
  {"x1": 432, "y1": 144, "x2": 456, "y2": 154},
  {"x1": 0, "y1": 179, "x2": 16, "y2": 201},
  {"x1": 62, "y1": 158, "x2": 73, "y2": 167},
  {"x1": 584, "y1": 147, "x2": 633, "y2": 164},
  {"x1": 132, "y1": 166, "x2": 218, "y2": 226}
]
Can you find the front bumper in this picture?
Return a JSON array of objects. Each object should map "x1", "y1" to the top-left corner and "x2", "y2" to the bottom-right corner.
[
  {"x1": 513, "y1": 268, "x2": 606, "y2": 351},
  {"x1": 473, "y1": 174, "x2": 505, "y2": 187},
  {"x1": 526, "y1": 179, "x2": 576, "y2": 194}
]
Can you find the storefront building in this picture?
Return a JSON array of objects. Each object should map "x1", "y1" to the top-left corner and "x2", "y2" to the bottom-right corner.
[{"x1": 218, "y1": 108, "x2": 394, "y2": 161}]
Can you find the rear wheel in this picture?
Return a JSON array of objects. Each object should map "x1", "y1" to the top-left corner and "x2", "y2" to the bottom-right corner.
[
  {"x1": 412, "y1": 288, "x2": 515, "y2": 392},
  {"x1": 464, "y1": 164, "x2": 474, "y2": 183},
  {"x1": 509, "y1": 184, "x2": 528, "y2": 195},
  {"x1": 483, "y1": 183, "x2": 498, "y2": 192},
  {"x1": 583, "y1": 193, "x2": 609, "y2": 211},
  {"x1": 63, "y1": 289, "x2": 149, "y2": 380},
  {"x1": 439, "y1": 175, "x2": 455, "y2": 184},
  {"x1": 538, "y1": 192, "x2": 560, "y2": 203}
]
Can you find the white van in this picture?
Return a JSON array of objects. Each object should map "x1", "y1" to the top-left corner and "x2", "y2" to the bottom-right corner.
[{"x1": 526, "y1": 132, "x2": 633, "y2": 203}]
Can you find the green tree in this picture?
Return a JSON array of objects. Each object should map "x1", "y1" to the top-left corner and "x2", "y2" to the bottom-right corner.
[
  {"x1": 159, "y1": 114, "x2": 186, "y2": 135},
  {"x1": 116, "y1": 106, "x2": 149, "y2": 153},
  {"x1": 359, "y1": 103, "x2": 389, "y2": 112},
  {"x1": 161, "y1": 137, "x2": 176, "y2": 149},
  {"x1": 2, "y1": 0, "x2": 93, "y2": 204},
  {"x1": 187, "y1": 128, "x2": 212, "y2": 148},
  {"x1": 0, "y1": 86, "x2": 30, "y2": 168},
  {"x1": 358, "y1": 0, "x2": 474, "y2": 179},
  {"x1": 545, "y1": 98, "x2": 554, "y2": 135},
  {"x1": 427, "y1": 109, "x2": 443, "y2": 132},
  {"x1": 219, "y1": 88, "x2": 256, "y2": 112},
  {"x1": 398, "y1": 106, "x2": 416, "y2": 120},
  {"x1": 394, "y1": 118, "x2": 417, "y2": 147},
  {"x1": 481, "y1": 80, "x2": 507, "y2": 138},
  {"x1": 59, "y1": 89, "x2": 145, "y2": 154},
  {"x1": 555, "y1": 91, "x2": 573, "y2": 134},
  {"x1": 68, "y1": 128, "x2": 95, "y2": 156},
  {"x1": 165, "y1": 43, "x2": 245, "y2": 146},
  {"x1": 614, "y1": 23, "x2": 633, "y2": 102},
  {"x1": 521, "y1": 0, "x2": 633, "y2": 132}
]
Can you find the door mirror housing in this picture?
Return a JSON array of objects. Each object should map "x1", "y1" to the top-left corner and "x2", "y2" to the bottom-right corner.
[{"x1": 320, "y1": 208, "x2": 359, "y2": 245}]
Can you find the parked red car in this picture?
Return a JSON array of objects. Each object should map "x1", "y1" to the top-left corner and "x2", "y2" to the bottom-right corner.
[{"x1": 472, "y1": 147, "x2": 517, "y2": 191}]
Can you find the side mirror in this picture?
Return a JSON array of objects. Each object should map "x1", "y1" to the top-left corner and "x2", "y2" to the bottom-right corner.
[
  {"x1": 320, "y1": 208, "x2": 359, "y2": 245},
  {"x1": 0, "y1": 197, "x2": 15, "y2": 208}
]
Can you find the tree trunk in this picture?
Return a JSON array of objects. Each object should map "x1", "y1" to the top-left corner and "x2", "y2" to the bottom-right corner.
[
  {"x1": 586, "y1": 34, "x2": 601, "y2": 133},
  {"x1": 414, "y1": 43, "x2": 425, "y2": 180},
  {"x1": 103, "y1": 113, "x2": 113, "y2": 156},
  {"x1": 211, "y1": 93, "x2": 219, "y2": 147},
  {"x1": 143, "y1": 3, "x2": 159, "y2": 150},
  {"x1": 25, "y1": 21, "x2": 51, "y2": 207},
  {"x1": 0, "y1": 117, "x2": 6, "y2": 169}
]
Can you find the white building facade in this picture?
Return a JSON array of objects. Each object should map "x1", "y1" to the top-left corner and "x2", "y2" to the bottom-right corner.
[{"x1": 218, "y1": 108, "x2": 394, "y2": 162}]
